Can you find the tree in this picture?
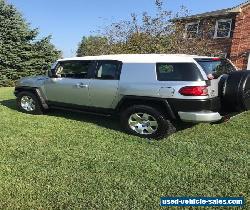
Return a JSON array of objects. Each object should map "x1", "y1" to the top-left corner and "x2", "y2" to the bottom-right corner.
[
  {"x1": 0, "y1": 0, "x2": 61, "y2": 86},
  {"x1": 77, "y1": 36, "x2": 109, "y2": 56},
  {"x1": 76, "y1": 0, "x2": 215, "y2": 56}
]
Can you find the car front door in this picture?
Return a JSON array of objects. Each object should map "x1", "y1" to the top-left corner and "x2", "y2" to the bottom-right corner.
[
  {"x1": 44, "y1": 60, "x2": 94, "y2": 107},
  {"x1": 88, "y1": 60, "x2": 122, "y2": 108}
]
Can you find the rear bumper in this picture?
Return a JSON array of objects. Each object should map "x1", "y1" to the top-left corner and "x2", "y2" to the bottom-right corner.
[
  {"x1": 168, "y1": 97, "x2": 221, "y2": 113},
  {"x1": 178, "y1": 111, "x2": 222, "y2": 123}
]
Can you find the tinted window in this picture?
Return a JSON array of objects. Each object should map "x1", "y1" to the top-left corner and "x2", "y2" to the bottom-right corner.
[
  {"x1": 156, "y1": 63, "x2": 203, "y2": 81},
  {"x1": 195, "y1": 58, "x2": 236, "y2": 78},
  {"x1": 56, "y1": 61, "x2": 91, "y2": 79},
  {"x1": 95, "y1": 61, "x2": 121, "y2": 80}
]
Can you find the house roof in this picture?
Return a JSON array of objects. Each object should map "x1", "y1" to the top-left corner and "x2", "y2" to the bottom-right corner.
[{"x1": 176, "y1": 0, "x2": 250, "y2": 21}]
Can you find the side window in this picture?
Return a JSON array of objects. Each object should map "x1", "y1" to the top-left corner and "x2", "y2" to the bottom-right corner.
[
  {"x1": 156, "y1": 63, "x2": 204, "y2": 81},
  {"x1": 214, "y1": 19, "x2": 232, "y2": 38},
  {"x1": 195, "y1": 58, "x2": 236, "y2": 78},
  {"x1": 184, "y1": 22, "x2": 199, "y2": 39},
  {"x1": 56, "y1": 61, "x2": 91, "y2": 79},
  {"x1": 95, "y1": 61, "x2": 121, "y2": 80}
]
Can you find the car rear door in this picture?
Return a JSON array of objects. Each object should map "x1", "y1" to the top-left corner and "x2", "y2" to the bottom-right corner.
[
  {"x1": 195, "y1": 58, "x2": 236, "y2": 97},
  {"x1": 44, "y1": 60, "x2": 94, "y2": 107},
  {"x1": 88, "y1": 60, "x2": 122, "y2": 108}
]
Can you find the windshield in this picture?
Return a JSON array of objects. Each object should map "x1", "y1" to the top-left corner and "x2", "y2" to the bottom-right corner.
[
  {"x1": 195, "y1": 58, "x2": 236, "y2": 78},
  {"x1": 51, "y1": 61, "x2": 58, "y2": 70}
]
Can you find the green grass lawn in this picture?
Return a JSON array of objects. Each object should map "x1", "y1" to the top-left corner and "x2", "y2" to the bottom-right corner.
[{"x1": 0, "y1": 87, "x2": 249, "y2": 210}]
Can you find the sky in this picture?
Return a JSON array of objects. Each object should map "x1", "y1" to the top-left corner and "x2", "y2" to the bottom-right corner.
[{"x1": 6, "y1": 0, "x2": 245, "y2": 57}]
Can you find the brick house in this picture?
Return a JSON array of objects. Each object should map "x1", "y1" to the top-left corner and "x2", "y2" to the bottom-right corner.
[{"x1": 175, "y1": 1, "x2": 250, "y2": 70}]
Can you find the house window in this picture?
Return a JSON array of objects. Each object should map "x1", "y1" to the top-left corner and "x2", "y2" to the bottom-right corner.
[
  {"x1": 184, "y1": 22, "x2": 199, "y2": 38},
  {"x1": 212, "y1": 53, "x2": 228, "y2": 58},
  {"x1": 214, "y1": 19, "x2": 232, "y2": 38}
]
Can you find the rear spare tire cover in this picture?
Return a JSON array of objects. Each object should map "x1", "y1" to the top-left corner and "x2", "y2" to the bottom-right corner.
[
  {"x1": 239, "y1": 71, "x2": 250, "y2": 110},
  {"x1": 222, "y1": 71, "x2": 250, "y2": 111}
]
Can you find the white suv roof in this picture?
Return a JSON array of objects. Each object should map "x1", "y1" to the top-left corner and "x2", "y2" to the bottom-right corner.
[{"x1": 59, "y1": 54, "x2": 214, "y2": 63}]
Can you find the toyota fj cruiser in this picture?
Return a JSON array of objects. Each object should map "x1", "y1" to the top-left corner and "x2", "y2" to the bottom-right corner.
[{"x1": 14, "y1": 54, "x2": 250, "y2": 139}]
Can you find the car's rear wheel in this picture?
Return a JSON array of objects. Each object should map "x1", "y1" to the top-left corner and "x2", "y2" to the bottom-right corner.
[
  {"x1": 120, "y1": 105, "x2": 176, "y2": 139},
  {"x1": 17, "y1": 91, "x2": 43, "y2": 115}
]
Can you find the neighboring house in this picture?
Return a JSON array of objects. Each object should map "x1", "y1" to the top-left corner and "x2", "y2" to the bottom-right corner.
[{"x1": 175, "y1": 1, "x2": 250, "y2": 70}]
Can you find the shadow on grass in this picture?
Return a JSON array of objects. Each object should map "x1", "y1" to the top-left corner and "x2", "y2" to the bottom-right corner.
[
  {"x1": 0, "y1": 99, "x2": 196, "y2": 134},
  {"x1": 0, "y1": 99, "x2": 122, "y2": 132},
  {"x1": 49, "y1": 109, "x2": 123, "y2": 132},
  {"x1": 211, "y1": 111, "x2": 241, "y2": 124},
  {"x1": 0, "y1": 99, "x2": 17, "y2": 110}
]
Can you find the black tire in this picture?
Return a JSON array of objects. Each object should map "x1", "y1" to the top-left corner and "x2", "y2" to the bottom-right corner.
[
  {"x1": 16, "y1": 91, "x2": 44, "y2": 115},
  {"x1": 239, "y1": 71, "x2": 250, "y2": 110},
  {"x1": 218, "y1": 74, "x2": 230, "y2": 112},
  {"x1": 120, "y1": 105, "x2": 176, "y2": 140},
  {"x1": 220, "y1": 71, "x2": 250, "y2": 111}
]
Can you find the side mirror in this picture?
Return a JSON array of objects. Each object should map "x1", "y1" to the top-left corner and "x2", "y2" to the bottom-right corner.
[
  {"x1": 47, "y1": 69, "x2": 53, "y2": 77},
  {"x1": 47, "y1": 69, "x2": 58, "y2": 78}
]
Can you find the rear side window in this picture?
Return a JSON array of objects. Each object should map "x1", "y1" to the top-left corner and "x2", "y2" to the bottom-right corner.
[
  {"x1": 95, "y1": 60, "x2": 122, "y2": 80},
  {"x1": 156, "y1": 63, "x2": 204, "y2": 81},
  {"x1": 195, "y1": 58, "x2": 236, "y2": 78}
]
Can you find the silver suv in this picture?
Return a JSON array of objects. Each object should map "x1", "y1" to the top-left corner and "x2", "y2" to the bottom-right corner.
[{"x1": 14, "y1": 54, "x2": 250, "y2": 139}]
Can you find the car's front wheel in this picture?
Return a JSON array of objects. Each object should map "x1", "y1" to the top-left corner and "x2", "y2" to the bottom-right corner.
[
  {"x1": 120, "y1": 105, "x2": 175, "y2": 139},
  {"x1": 17, "y1": 91, "x2": 43, "y2": 115}
]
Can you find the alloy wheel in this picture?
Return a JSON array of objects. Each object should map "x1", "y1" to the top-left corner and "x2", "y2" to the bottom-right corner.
[
  {"x1": 128, "y1": 112, "x2": 158, "y2": 135},
  {"x1": 20, "y1": 96, "x2": 36, "y2": 111}
]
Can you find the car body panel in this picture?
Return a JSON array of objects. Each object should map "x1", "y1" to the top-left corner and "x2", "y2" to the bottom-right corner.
[
  {"x1": 88, "y1": 79, "x2": 119, "y2": 108},
  {"x1": 15, "y1": 75, "x2": 48, "y2": 88},
  {"x1": 43, "y1": 77, "x2": 91, "y2": 106}
]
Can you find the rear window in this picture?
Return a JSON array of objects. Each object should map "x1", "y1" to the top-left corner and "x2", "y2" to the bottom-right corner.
[
  {"x1": 156, "y1": 63, "x2": 204, "y2": 81},
  {"x1": 195, "y1": 58, "x2": 236, "y2": 77}
]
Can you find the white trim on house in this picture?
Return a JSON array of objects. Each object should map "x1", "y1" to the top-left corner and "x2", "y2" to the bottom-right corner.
[
  {"x1": 184, "y1": 21, "x2": 200, "y2": 39},
  {"x1": 219, "y1": 53, "x2": 228, "y2": 58},
  {"x1": 214, "y1": 19, "x2": 232, "y2": 39},
  {"x1": 247, "y1": 53, "x2": 250, "y2": 70}
]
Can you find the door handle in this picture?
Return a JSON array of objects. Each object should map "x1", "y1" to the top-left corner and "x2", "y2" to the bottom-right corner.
[{"x1": 76, "y1": 83, "x2": 88, "y2": 88}]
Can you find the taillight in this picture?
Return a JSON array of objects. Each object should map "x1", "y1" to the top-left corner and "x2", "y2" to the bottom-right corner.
[
  {"x1": 179, "y1": 86, "x2": 208, "y2": 96},
  {"x1": 212, "y1": 57, "x2": 220, "y2": 61}
]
